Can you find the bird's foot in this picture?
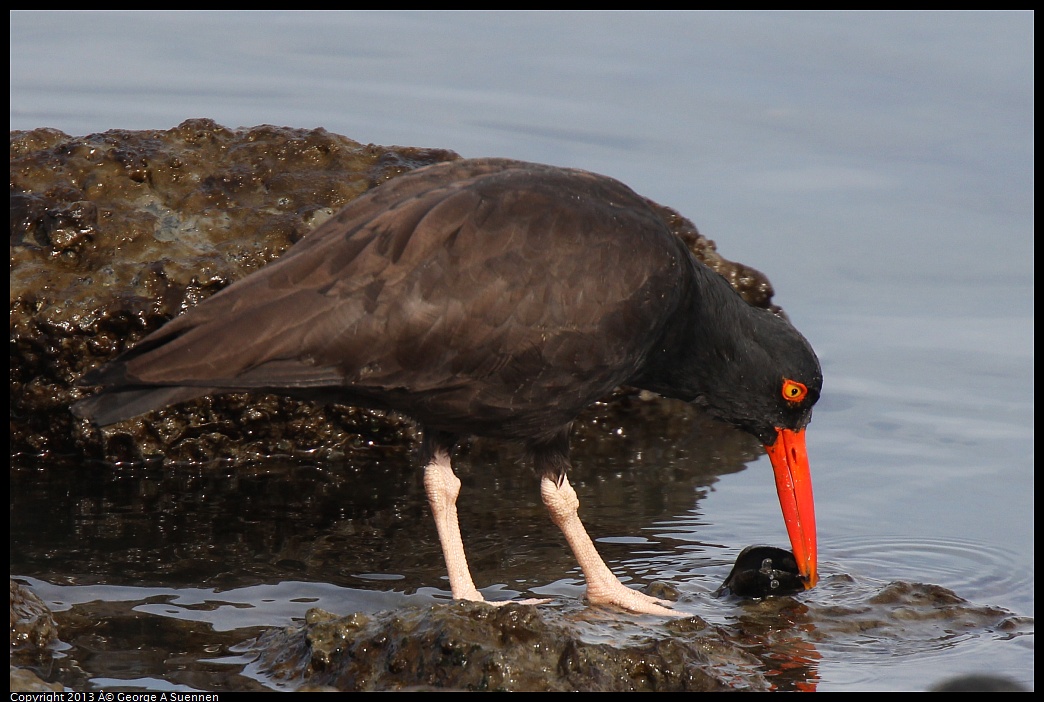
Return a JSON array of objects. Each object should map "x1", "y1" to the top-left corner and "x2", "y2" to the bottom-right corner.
[
  {"x1": 486, "y1": 597, "x2": 553, "y2": 607},
  {"x1": 539, "y1": 474, "x2": 681, "y2": 617},
  {"x1": 585, "y1": 577, "x2": 680, "y2": 617},
  {"x1": 455, "y1": 589, "x2": 551, "y2": 607}
]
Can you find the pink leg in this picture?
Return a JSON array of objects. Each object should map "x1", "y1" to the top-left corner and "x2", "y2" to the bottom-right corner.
[
  {"x1": 423, "y1": 450, "x2": 484, "y2": 601},
  {"x1": 541, "y1": 474, "x2": 678, "y2": 616},
  {"x1": 424, "y1": 450, "x2": 548, "y2": 606}
]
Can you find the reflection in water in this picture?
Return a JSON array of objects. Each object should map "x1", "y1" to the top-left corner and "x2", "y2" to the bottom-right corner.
[
  {"x1": 11, "y1": 400, "x2": 756, "y2": 595},
  {"x1": 11, "y1": 401, "x2": 1031, "y2": 691}
]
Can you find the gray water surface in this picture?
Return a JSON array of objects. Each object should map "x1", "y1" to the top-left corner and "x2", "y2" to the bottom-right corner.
[{"x1": 10, "y1": 10, "x2": 1033, "y2": 691}]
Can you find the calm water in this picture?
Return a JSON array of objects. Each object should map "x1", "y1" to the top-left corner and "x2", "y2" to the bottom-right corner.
[{"x1": 10, "y1": 10, "x2": 1033, "y2": 691}]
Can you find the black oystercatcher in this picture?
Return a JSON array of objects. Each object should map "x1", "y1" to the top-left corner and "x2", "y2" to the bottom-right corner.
[{"x1": 73, "y1": 158, "x2": 822, "y2": 615}]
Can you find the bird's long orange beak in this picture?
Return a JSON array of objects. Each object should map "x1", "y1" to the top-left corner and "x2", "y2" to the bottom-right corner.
[{"x1": 764, "y1": 427, "x2": 818, "y2": 588}]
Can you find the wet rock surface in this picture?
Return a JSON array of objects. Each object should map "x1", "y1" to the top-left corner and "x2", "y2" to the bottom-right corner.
[
  {"x1": 11, "y1": 119, "x2": 774, "y2": 463},
  {"x1": 252, "y1": 603, "x2": 756, "y2": 692},
  {"x1": 11, "y1": 120, "x2": 459, "y2": 462},
  {"x1": 246, "y1": 586, "x2": 1026, "y2": 693},
  {"x1": 9, "y1": 580, "x2": 63, "y2": 692},
  {"x1": 10, "y1": 579, "x2": 58, "y2": 663}
]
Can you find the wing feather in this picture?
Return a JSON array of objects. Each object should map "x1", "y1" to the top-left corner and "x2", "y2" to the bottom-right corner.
[{"x1": 77, "y1": 159, "x2": 691, "y2": 429}]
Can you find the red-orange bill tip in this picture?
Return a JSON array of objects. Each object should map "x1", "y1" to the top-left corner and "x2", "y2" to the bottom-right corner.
[{"x1": 765, "y1": 427, "x2": 818, "y2": 589}]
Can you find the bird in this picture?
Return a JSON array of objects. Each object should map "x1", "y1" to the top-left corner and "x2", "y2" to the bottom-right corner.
[{"x1": 73, "y1": 157, "x2": 822, "y2": 616}]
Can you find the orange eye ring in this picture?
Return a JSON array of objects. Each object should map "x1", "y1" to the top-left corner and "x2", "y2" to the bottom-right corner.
[{"x1": 782, "y1": 378, "x2": 807, "y2": 404}]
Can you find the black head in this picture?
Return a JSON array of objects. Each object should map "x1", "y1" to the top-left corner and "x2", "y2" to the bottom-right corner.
[{"x1": 694, "y1": 305, "x2": 822, "y2": 446}]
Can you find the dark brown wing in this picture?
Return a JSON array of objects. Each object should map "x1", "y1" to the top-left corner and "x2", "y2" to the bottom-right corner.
[{"x1": 75, "y1": 158, "x2": 691, "y2": 436}]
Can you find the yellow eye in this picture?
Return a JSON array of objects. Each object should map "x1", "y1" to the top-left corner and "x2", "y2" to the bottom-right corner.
[{"x1": 782, "y1": 379, "x2": 807, "y2": 404}]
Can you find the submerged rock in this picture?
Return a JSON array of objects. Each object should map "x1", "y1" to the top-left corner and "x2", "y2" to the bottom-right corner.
[
  {"x1": 9, "y1": 580, "x2": 63, "y2": 693},
  {"x1": 250, "y1": 602, "x2": 765, "y2": 692},
  {"x1": 9, "y1": 579, "x2": 58, "y2": 662}
]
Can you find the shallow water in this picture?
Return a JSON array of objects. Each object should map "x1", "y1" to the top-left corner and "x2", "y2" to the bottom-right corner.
[
  {"x1": 9, "y1": 10, "x2": 1033, "y2": 691},
  {"x1": 11, "y1": 428, "x2": 1031, "y2": 691}
]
